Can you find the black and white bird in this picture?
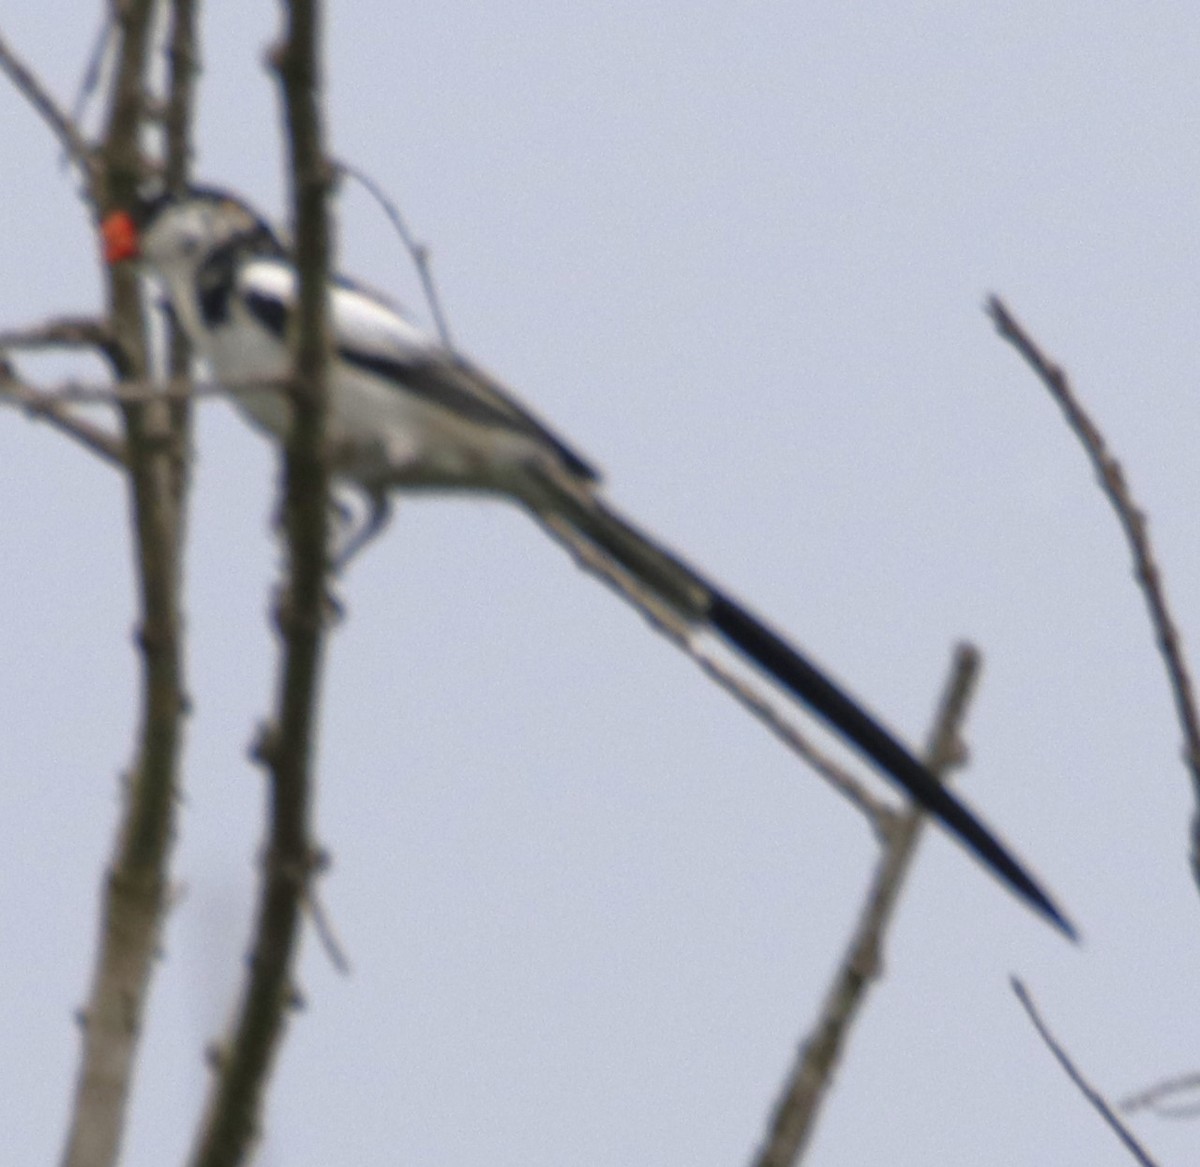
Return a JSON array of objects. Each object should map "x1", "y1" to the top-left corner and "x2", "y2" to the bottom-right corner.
[{"x1": 102, "y1": 186, "x2": 1073, "y2": 937}]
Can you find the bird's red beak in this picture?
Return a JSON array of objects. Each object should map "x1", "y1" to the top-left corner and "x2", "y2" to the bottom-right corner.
[{"x1": 101, "y1": 210, "x2": 140, "y2": 264}]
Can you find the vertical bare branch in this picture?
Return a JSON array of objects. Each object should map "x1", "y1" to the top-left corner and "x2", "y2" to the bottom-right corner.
[
  {"x1": 163, "y1": 0, "x2": 199, "y2": 498},
  {"x1": 188, "y1": 1, "x2": 332, "y2": 1163},
  {"x1": 59, "y1": 3, "x2": 192, "y2": 1165},
  {"x1": 987, "y1": 296, "x2": 1200, "y2": 894},
  {"x1": 752, "y1": 644, "x2": 981, "y2": 1167},
  {"x1": 162, "y1": 0, "x2": 197, "y2": 193}
]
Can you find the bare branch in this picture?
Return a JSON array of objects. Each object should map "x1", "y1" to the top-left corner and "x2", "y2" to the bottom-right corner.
[
  {"x1": 751, "y1": 643, "x2": 980, "y2": 1167},
  {"x1": 66, "y1": 12, "x2": 114, "y2": 150},
  {"x1": 1012, "y1": 978, "x2": 1162, "y2": 1166},
  {"x1": 188, "y1": 1, "x2": 333, "y2": 1162},
  {"x1": 0, "y1": 361, "x2": 126, "y2": 466},
  {"x1": 0, "y1": 317, "x2": 119, "y2": 362},
  {"x1": 163, "y1": 0, "x2": 198, "y2": 193},
  {"x1": 18, "y1": 361, "x2": 899, "y2": 843},
  {"x1": 59, "y1": 3, "x2": 191, "y2": 1165},
  {"x1": 538, "y1": 512, "x2": 894, "y2": 826},
  {"x1": 306, "y1": 869, "x2": 351, "y2": 976},
  {"x1": 0, "y1": 26, "x2": 97, "y2": 181},
  {"x1": 0, "y1": 373, "x2": 286, "y2": 406},
  {"x1": 163, "y1": 0, "x2": 199, "y2": 500},
  {"x1": 1122, "y1": 1072, "x2": 1200, "y2": 1119},
  {"x1": 988, "y1": 296, "x2": 1200, "y2": 893},
  {"x1": 336, "y1": 159, "x2": 455, "y2": 348}
]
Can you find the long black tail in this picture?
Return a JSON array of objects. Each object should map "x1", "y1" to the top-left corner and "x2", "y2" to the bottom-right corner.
[
  {"x1": 706, "y1": 593, "x2": 1074, "y2": 937},
  {"x1": 528, "y1": 475, "x2": 1075, "y2": 939}
]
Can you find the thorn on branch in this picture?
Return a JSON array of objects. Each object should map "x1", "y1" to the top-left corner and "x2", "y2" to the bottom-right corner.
[
  {"x1": 306, "y1": 875, "x2": 352, "y2": 975},
  {"x1": 250, "y1": 722, "x2": 283, "y2": 769},
  {"x1": 263, "y1": 39, "x2": 287, "y2": 74}
]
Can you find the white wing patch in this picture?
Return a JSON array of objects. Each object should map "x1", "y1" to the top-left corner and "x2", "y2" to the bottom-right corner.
[
  {"x1": 237, "y1": 258, "x2": 439, "y2": 365},
  {"x1": 234, "y1": 256, "x2": 599, "y2": 483}
]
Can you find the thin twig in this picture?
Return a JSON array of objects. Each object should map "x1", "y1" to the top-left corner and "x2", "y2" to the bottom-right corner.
[
  {"x1": 188, "y1": 1, "x2": 333, "y2": 1162},
  {"x1": 752, "y1": 644, "x2": 981, "y2": 1167},
  {"x1": 0, "y1": 27, "x2": 96, "y2": 181},
  {"x1": 336, "y1": 159, "x2": 455, "y2": 348},
  {"x1": 66, "y1": 11, "x2": 113, "y2": 152},
  {"x1": 306, "y1": 879, "x2": 351, "y2": 975},
  {"x1": 988, "y1": 296, "x2": 1200, "y2": 892},
  {"x1": 0, "y1": 372, "x2": 293, "y2": 406},
  {"x1": 0, "y1": 317, "x2": 118, "y2": 359},
  {"x1": 1122, "y1": 1071, "x2": 1200, "y2": 1118},
  {"x1": 0, "y1": 362, "x2": 126, "y2": 466},
  {"x1": 1011, "y1": 978, "x2": 1161, "y2": 1166}
]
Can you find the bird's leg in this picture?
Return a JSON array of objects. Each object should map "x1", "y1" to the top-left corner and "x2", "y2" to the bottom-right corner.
[{"x1": 331, "y1": 487, "x2": 393, "y2": 573}]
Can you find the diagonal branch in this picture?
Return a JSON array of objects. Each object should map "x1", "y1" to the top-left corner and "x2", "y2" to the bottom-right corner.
[
  {"x1": 0, "y1": 26, "x2": 97, "y2": 181},
  {"x1": 539, "y1": 513, "x2": 894, "y2": 825},
  {"x1": 1012, "y1": 978, "x2": 1162, "y2": 1167},
  {"x1": 0, "y1": 361, "x2": 126, "y2": 466},
  {"x1": 67, "y1": 12, "x2": 114, "y2": 143},
  {"x1": 1122, "y1": 1071, "x2": 1200, "y2": 1119},
  {"x1": 0, "y1": 316, "x2": 120, "y2": 362},
  {"x1": 988, "y1": 296, "x2": 1200, "y2": 893},
  {"x1": 752, "y1": 643, "x2": 981, "y2": 1167}
]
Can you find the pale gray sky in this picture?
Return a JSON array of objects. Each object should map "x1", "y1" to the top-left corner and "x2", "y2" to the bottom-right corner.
[{"x1": 3, "y1": 3, "x2": 1200, "y2": 1164}]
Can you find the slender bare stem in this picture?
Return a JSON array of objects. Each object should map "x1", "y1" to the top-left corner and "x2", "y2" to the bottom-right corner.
[
  {"x1": 0, "y1": 317, "x2": 117, "y2": 356},
  {"x1": 538, "y1": 512, "x2": 894, "y2": 826},
  {"x1": 1012, "y1": 978, "x2": 1161, "y2": 1166},
  {"x1": 188, "y1": 1, "x2": 333, "y2": 1162},
  {"x1": 0, "y1": 26, "x2": 97, "y2": 181},
  {"x1": 67, "y1": 11, "x2": 113, "y2": 141},
  {"x1": 0, "y1": 362, "x2": 126, "y2": 465},
  {"x1": 751, "y1": 644, "x2": 981, "y2": 1167},
  {"x1": 336, "y1": 159, "x2": 455, "y2": 348},
  {"x1": 0, "y1": 373, "x2": 287, "y2": 405},
  {"x1": 1122, "y1": 1072, "x2": 1200, "y2": 1118},
  {"x1": 988, "y1": 296, "x2": 1200, "y2": 893}
]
